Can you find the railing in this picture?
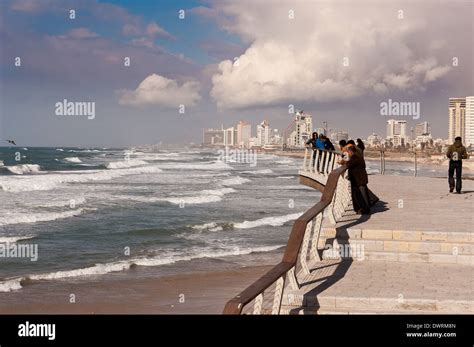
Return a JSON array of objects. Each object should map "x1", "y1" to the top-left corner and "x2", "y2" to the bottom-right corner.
[
  {"x1": 301, "y1": 148, "x2": 339, "y2": 181},
  {"x1": 223, "y1": 151, "x2": 351, "y2": 314}
]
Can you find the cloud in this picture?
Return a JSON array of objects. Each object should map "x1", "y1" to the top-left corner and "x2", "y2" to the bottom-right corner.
[
  {"x1": 146, "y1": 22, "x2": 174, "y2": 40},
  {"x1": 118, "y1": 74, "x2": 201, "y2": 107},
  {"x1": 122, "y1": 24, "x2": 141, "y2": 36},
  {"x1": 199, "y1": 40, "x2": 244, "y2": 60},
  {"x1": 60, "y1": 28, "x2": 98, "y2": 39},
  {"x1": 10, "y1": 0, "x2": 56, "y2": 12},
  {"x1": 208, "y1": 1, "x2": 457, "y2": 109}
]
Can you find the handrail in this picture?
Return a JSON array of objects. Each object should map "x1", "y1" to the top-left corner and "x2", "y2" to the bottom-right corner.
[{"x1": 223, "y1": 163, "x2": 348, "y2": 314}]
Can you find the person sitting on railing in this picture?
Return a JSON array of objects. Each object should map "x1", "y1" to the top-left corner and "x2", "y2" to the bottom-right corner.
[
  {"x1": 305, "y1": 132, "x2": 318, "y2": 166},
  {"x1": 344, "y1": 145, "x2": 370, "y2": 215}
]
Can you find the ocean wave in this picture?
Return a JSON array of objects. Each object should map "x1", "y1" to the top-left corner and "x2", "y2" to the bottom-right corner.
[
  {"x1": 40, "y1": 196, "x2": 87, "y2": 208},
  {"x1": 0, "y1": 166, "x2": 163, "y2": 192},
  {"x1": 276, "y1": 176, "x2": 294, "y2": 179},
  {"x1": 68, "y1": 149, "x2": 100, "y2": 153},
  {"x1": 106, "y1": 159, "x2": 147, "y2": 169},
  {"x1": 56, "y1": 148, "x2": 64, "y2": 151},
  {"x1": 113, "y1": 187, "x2": 236, "y2": 205},
  {"x1": 234, "y1": 212, "x2": 303, "y2": 229},
  {"x1": 241, "y1": 169, "x2": 273, "y2": 175},
  {"x1": 220, "y1": 176, "x2": 251, "y2": 186},
  {"x1": 160, "y1": 188, "x2": 236, "y2": 205},
  {"x1": 0, "y1": 235, "x2": 36, "y2": 243},
  {"x1": 63, "y1": 157, "x2": 82, "y2": 163},
  {"x1": 4, "y1": 164, "x2": 42, "y2": 175},
  {"x1": 158, "y1": 161, "x2": 232, "y2": 171},
  {"x1": 0, "y1": 279, "x2": 23, "y2": 292},
  {"x1": 188, "y1": 212, "x2": 303, "y2": 233},
  {"x1": 0, "y1": 208, "x2": 85, "y2": 226},
  {"x1": 191, "y1": 222, "x2": 224, "y2": 232},
  {"x1": 0, "y1": 244, "x2": 284, "y2": 292}
]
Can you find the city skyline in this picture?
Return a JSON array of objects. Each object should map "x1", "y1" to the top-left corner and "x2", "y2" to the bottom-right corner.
[{"x1": 202, "y1": 104, "x2": 466, "y2": 150}]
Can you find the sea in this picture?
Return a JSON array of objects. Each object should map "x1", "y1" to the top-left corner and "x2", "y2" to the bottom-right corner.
[{"x1": 0, "y1": 146, "x2": 466, "y2": 293}]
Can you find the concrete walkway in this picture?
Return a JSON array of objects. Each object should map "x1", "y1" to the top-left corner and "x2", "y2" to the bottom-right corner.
[
  {"x1": 300, "y1": 167, "x2": 474, "y2": 233},
  {"x1": 285, "y1": 174, "x2": 474, "y2": 314},
  {"x1": 338, "y1": 175, "x2": 474, "y2": 234}
]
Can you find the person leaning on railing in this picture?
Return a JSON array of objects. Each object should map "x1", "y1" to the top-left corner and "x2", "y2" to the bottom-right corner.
[
  {"x1": 339, "y1": 143, "x2": 371, "y2": 215},
  {"x1": 305, "y1": 132, "x2": 318, "y2": 166},
  {"x1": 323, "y1": 136, "x2": 335, "y2": 173}
]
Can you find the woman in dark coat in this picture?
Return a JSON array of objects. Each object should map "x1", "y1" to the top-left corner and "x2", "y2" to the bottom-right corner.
[{"x1": 345, "y1": 145, "x2": 370, "y2": 214}]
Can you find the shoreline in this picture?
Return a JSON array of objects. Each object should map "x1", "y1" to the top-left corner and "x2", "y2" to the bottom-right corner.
[{"x1": 0, "y1": 250, "x2": 283, "y2": 314}]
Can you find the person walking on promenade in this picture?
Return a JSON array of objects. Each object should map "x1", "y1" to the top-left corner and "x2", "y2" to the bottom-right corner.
[
  {"x1": 446, "y1": 136, "x2": 469, "y2": 194},
  {"x1": 345, "y1": 145, "x2": 370, "y2": 214}
]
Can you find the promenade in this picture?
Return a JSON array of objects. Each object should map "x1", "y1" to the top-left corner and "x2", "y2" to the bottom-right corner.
[{"x1": 281, "y1": 174, "x2": 473, "y2": 314}]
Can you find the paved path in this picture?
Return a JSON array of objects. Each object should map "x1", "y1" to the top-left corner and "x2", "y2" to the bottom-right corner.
[
  {"x1": 336, "y1": 175, "x2": 474, "y2": 234},
  {"x1": 282, "y1": 259, "x2": 473, "y2": 314},
  {"x1": 287, "y1": 174, "x2": 474, "y2": 314}
]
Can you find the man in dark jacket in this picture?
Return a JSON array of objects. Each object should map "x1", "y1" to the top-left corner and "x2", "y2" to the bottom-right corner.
[
  {"x1": 446, "y1": 137, "x2": 469, "y2": 193},
  {"x1": 345, "y1": 145, "x2": 370, "y2": 214}
]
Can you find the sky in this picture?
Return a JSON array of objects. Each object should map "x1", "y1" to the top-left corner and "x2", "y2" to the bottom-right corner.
[{"x1": 0, "y1": 0, "x2": 473, "y2": 147}]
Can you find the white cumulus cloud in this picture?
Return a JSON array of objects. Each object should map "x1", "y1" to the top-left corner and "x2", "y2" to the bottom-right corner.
[
  {"x1": 208, "y1": 1, "x2": 454, "y2": 109},
  {"x1": 118, "y1": 73, "x2": 201, "y2": 107}
]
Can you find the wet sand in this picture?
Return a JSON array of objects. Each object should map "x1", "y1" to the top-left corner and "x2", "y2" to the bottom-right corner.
[{"x1": 0, "y1": 255, "x2": 280, "y2": 314}]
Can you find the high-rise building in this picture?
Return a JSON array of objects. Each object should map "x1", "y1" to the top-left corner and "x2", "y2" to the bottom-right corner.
[
  {"x1": 330, "y1": 131, "x2": 349, "y2": 143},
  {"x1": 367, "y1": 133, "x2": 382, "y2": 146},
  {"x1": 386, "y1": 119, "x2": 407, "y2": 147},
  {"x1": 287, "y1": 112, "x2": 312, "y2": 147},
  {"x1": 448, "y1": 97, "x2": 466, "y2": 144},
  {"x1": 202, "y1": 128, "x2": 225, "y2": 146},
  {"x1": 224, "y1": 126, "x2": 237, "y2": 146},
  {"x1": 236, "y1": 120, "x2": 252, "y2": 148},
  {"x1": 465, "y1": 96, "x2": 474, "y2": 147},
  {"x1": 415, "y1": 121, "x2": 430, "y2": 137},
  {"x1": 257, "y1": 120, "x2": 271, "y2": 147}
]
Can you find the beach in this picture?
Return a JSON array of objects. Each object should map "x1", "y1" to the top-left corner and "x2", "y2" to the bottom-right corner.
[
  {"x1": 0, "y1": 252, "x2": 280, "y2": 314},
  {"x1": 1, "y1": 146, "x2": 473, "y2": 314}
]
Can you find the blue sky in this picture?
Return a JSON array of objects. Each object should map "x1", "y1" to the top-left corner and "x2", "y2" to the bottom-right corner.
[{"x1": 1, "y1": 0, "x2": 472, "y2": 147}]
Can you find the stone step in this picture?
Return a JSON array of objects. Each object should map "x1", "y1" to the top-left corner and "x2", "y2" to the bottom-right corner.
[
  {"x1": 278, "y1": 259, "x2": 473, "y2": 314},
  {"x1": 279, "y1": 305, "x2": 472, "y2": 315},
  {"x1": 280, "y1": 295, "x2": 473, "y2": 314},
  {"x1": 328, "y1": 228, "x2": 474, "y2": 244},
  {"x1": 322, "y1": 249, "x2": 474, "y2": 265}
]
